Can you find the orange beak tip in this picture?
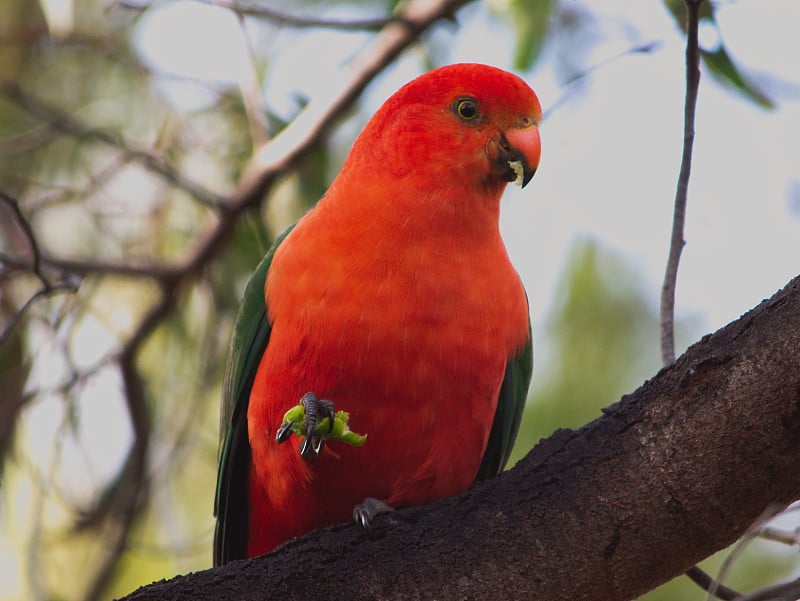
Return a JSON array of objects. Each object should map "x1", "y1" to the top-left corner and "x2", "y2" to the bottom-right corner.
[{"x1": 505, "y1": 126, "x2": 541, "y2": 188}]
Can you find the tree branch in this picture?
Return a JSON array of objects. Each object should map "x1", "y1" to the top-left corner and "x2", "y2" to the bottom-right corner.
[
  {"x1": 193, "y1": 0, "x2": 399, "y2": 31},
  {"x1": 0, "y1": 190, "x2": 81, "y2": 343},
  {"x1": 118, "y1": 273, "x2": 800, "y2": 600}
]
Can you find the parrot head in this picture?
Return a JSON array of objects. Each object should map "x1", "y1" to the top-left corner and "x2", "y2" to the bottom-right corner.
[{"x1": 345, "y1": 63, "x2": 542, "y2": 196}]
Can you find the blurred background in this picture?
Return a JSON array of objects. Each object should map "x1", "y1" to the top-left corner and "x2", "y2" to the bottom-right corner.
[{"x1": 0, "y1": 0, "x2": 798, "y2": 599}]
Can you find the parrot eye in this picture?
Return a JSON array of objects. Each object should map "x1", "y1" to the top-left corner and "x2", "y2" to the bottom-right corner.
[{"x1": 453, "y1": 98, "x2": 480, "y2": 122}]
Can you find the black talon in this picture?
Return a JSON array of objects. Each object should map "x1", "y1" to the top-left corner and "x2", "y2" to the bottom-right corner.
[
  {"x1": 299, "y1": 436, "x2": 313, "y2": 457},
  {"x1": 275, "y1": 420, "x2": 294, "y2": 444},
  {"x1": 301, "y1": 437, "x2": 325, "y2": 456}
]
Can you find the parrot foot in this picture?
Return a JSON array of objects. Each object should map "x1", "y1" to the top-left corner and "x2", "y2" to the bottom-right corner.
[
  {"x1": 353, "y1": 498, "x2": 395, "y2": 529},
  {"x1": 276, "y1": 392, "x2": 335, "y2": 458},
  {"x1": 276, "y1": 392, "x2": 367, "y2": 458},
  {"x1": 298, "y1": 392, "x2": 335, "y2": 458}
]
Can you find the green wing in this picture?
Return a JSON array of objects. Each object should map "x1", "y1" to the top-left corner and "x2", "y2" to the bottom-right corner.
[
  {"x1": 474, "y1": 308, "x2": 533, "y2": 481},
  {"x1": 213, "y1": 226, "x2": 294, "y2": 566}
]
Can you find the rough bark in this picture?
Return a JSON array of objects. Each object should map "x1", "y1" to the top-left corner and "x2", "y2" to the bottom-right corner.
[{"x1": 119, "y1": 274, "x2": 800, "y2": 601}]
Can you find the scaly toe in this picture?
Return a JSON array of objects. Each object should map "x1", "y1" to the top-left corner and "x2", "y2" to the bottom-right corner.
[
  {"x1": 353, "y1": 498, "x2": 395, "y2": 529},
  {"x1": 298, "y1": 392, "x2": 336, "y2": 458}
]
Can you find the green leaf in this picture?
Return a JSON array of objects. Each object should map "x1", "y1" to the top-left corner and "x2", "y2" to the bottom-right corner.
[
  {"x1": 662, "y1": 0, "x2": 774, "y2": 109},
  {"x1": 700, "y1": 46, "x2": 774, "y2": 109},
  {"x1": 510, "y1": 0, "x2": 555, "y2": 71}
]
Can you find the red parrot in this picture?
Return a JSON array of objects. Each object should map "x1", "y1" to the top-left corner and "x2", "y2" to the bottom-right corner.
[{"x1": 214, "y1": 63, "x2": 541, "y2": 564}]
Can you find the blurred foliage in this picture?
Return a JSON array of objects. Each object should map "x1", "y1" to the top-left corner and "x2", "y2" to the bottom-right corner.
[
  {"x1": 508, "y1": 0, "x2": 555, "y2": 71},
  {"x1": 0, "y1": 0, "x2": 795, "y2": 600},
  {"x1": 662, "y1": 0, "x2": 774, "y2": 108},
  {"x1": 509, "y1": 239, "x2": 662, "y2": 463}
]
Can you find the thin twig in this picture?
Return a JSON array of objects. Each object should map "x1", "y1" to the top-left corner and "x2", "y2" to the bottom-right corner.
[
  {"x1": 543, "y1": 41, "x2": 662, "y2": 121},
  {"x1": 659, "y1": 0, "x2": 702, "y2": 366},
  {"x1": 0, "y1": 189, "x2": 46, "y2": 283},
  {"x1": 705, "y1": 504, "x2": 787, "y2": 601},
  {"x1": 0, "y1": 285, "x2": 78, "y2": 345},
  {"x1": 118, "y1": 0, "x2": 398, "y2": 30},
  {"x1": 0, "y1": 190, "x2": 82, "y2": 344},
  {"x1": 685, "y1": 566, "x2": 740, "y2": 601},
  {"x1": 759, "y1": 526, "x2": 800, "y2": 547},
  {"x1": 0, "y1": 250, "x2": 180, "y2": 282},
  {"x1": 232, "y1": 7, "x2": 271, "y2": 148},
  {"x1": 735, "y1": 575, "x2": 800, "y2": 601},
  {"x1": 203, "y1": 0, "x2": 398, "y2": 31},
  {"x1": 82, "y1": 337, "x2": 153, "y2": 601},
  {"x1": 656, "y1": 2, "x2": 746, "y2": 599}
]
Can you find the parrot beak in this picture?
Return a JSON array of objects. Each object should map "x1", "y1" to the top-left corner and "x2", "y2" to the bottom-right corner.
[{"x1": 501, "y1": 125, "x2": 541, "y2": 188}]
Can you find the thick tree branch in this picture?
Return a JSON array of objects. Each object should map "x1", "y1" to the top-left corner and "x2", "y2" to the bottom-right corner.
[{"x1": 118, "y1": 274, "x2": 800, "y2": 600}]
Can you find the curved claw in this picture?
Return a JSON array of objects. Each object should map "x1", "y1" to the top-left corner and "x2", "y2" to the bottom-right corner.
[
  {"x1": 275, "y1": 420, "x2": 294, "y2": 444},
  {"x1": 353, "y1": 497, "x2": 395, "y2": 529},
  {"x1": 300, "y1": 435, "x2": 325, "y2": 458}
]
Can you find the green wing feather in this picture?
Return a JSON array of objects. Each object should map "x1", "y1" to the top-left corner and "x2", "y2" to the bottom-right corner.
[
  {"x1": 213, "y1": 225, "x2": 294, "y2": 566},
  {"x1": 475, "y1": 304, "x2": 533, "y2": 481}
]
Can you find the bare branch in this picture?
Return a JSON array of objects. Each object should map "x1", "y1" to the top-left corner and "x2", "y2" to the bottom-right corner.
[
  {"x1": 0, "y1": 190, "x2": 81, "y2": 344},
  {"x1": 180, "y1": 0, "x2": 400, "y2": 31},
  {"x1": 0, "y1": 250, "x2": 180, "y2": 282},
  {"x1": 736, "y1": 576, "x2": 800, "y2": 601},
  {"x1": 0, "y1": 189, "x2": 47, "y2": 283},
  {"x1": 543, "y1": 40, "x2": 662, "y2": 121},
  {"x1": 118, "y1": 0, "x2": 399, "y2": 31},
  {"x1": 705, "y1": 504, "x2": 787, "y2": 601},
  {"x1": 228, "y1": 0, "x2": 467, "y2": 215},
  {"x1": 231, "y1": 8, "x2": 271, "y2": 148},
  {"x1": 0, "y1": 284, "x2": 78, "y2": 345},
  {"x1": 685, "y1": 567, "x2": 740, "y2": 601},
  {"x1": 82, "y1": 342, "x2": 152, "y2": 601},
  {"x1": 660, "y1": 0, "x2": 703, "y2": 366},
  {"x1": 759, "y1": 526, "x2": 800, "y2": 547}
]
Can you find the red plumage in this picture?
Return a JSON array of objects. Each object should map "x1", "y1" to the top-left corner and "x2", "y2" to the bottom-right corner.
[{"x1": 215, "y1": 63, "x2": 542, "y2": 559}]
